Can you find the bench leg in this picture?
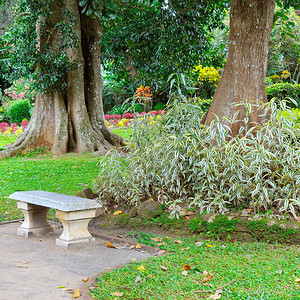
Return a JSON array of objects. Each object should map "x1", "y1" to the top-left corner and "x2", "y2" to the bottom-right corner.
[
  {"x1": 17, "y1": 201, "x2": 53, "y2": 237},
  {"x1": 56, "y1": 209, "x2": 96, "y2": 249}
]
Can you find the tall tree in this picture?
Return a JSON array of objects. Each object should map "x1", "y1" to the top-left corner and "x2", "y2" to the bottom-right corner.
[
  {"x1": 204, "y1": 0, "x2": 300, "y2": 135},
  {"x1": 0, "y1": 0, "x2": 123, "y2": 158}
]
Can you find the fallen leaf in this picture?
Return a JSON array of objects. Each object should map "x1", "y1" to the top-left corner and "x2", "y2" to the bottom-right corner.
[
  {"x1": 62, "y1": 288, "x2": 73, "y2": 292},
  {"x1": 175, "y1": 240, "x2": 183, "y2": 244},
  {"x1": 156, "y1": 242, "x2": 165, "y2": 246},
  {"x1": 16, "y1": 265, "x2": 28, "y2": 268},
  {"x1": 131, "y1": 258, "x2": 137, "y2": 262},
  {"x1": 113, "y1": 210, "x2": 122, "y2": 215},
  {"x1": 165, "y1": 237, "x2": 171, "y2": 239},
  {"x1": 159, "y1": 265, "x2": 169, "y2": 271},
  {"x1": 151, "y1": 237, "x2": 163, "y2": 242},
  {"x1": 183, "y1": 247, "x2": 191, "y2": 250},
  {"x1": 185, "y1": 211, "x2": 194, "y2": 216},
  {"x1": 57, "y1": 286, "x2": 66, "y2": 289},
  {"x1": 135, "y1": 276, "x2": 141, "y2": 283},
  {"x1": 137, "y1": 265, "x2": 145, "y2": 272},
  {"x1": 206, "y1": 244, "x2": 216, "y2": 248},
  {"x1": 202, "y1": 274, "x2": 213, "y2": 283},
  {"x1": 183, "y1": 264, "x2": 192, "y2": 271},
  {"x1": 185, "y1": 216, "x2": 190, "y2": 221},
  {"x1": 82, "y1": 277, "x2": 89, "y2": 282},
  {"x1": 275, "y1": 270, "x2": 282, "y2": 275},
  {"x1": 128, "y1": 245, "x2": 135, "y2": 250},
  {"x1": 155, "y1": 250, "x2": 167, "y2": 256},
  {"x1": 147, "y1": 274, "x2": 152, "y2": 278},
  {"x1": 39, "y1": 238, "x2": 45, "y2": 242},
  {"x1": 295, "y1": 278, "x2": 300, "y2": 283},
  {"x1": 107, "y1": 241, "x2": 116, "y2": 248},
  {"x1": 195, "y1": 242, "x2": 204, "y2": 247},
  {"x1": 229, "y1": 239, "x2": 236, "y2": 243},
  {"x1": 20, "y1": 260, "x2": 30, "y2": 264},
  {"x1": 73, "y1": 288, "x2": 80, "y2": 298},
  {"x1": 111, "y1": 292, "x2": 124, "y2": 297},
  {"x1": 2, "y1": 235, "x2": 9, "y2": 237},
  {"x1": 182, "y1": 270, "x2": 188, "y2": 276},
  {"x1": 136, "y1": 243, "x2": 142, "y2": 249}
]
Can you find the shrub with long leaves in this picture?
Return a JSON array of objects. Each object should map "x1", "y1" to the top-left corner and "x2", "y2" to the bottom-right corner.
[{"x1": 95, "y1": 99, "x2": 300, "y2": 219}]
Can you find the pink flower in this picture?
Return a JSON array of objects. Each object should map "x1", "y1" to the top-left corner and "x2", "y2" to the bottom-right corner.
[{"x1": 18, "y1": 92, "x2": 25, "y2": 99}]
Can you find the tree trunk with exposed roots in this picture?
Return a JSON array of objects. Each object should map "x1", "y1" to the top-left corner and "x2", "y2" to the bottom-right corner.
[
  {"x1": 0, "y1": 0, "x2": 123, "y2": 158},
  {"x1": 204, "y1": 0, "x2": 276, "y2": 135}
]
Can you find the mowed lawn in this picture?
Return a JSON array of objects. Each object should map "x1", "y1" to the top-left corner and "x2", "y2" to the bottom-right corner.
[
  {"x1": 0, "y1": 134, "x2": 103, "y2": 221},
  {"x1": 1, "y1": 133, "x2": 300, "y2": 300}
]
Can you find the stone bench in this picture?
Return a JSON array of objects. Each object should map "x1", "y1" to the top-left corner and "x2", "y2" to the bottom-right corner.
[{"x1": 9, "y1": 191, "x2": 101, "y2": 249}]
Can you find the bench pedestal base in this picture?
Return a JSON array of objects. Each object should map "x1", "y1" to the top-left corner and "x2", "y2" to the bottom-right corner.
[
  {"x1": 56, "y1": 209, "x2": 96, "y2": 249},
  {"x1": 17, "y1": 201, "x2": 53, "y2": 237}
]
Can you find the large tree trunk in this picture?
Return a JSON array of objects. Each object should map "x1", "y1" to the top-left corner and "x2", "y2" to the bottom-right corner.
[
  {"x1": 0, "y1": 0, "x2": 123, "y2": 158},
  {"x1": 204, "y1": 0, "x2": 276, "y2": 135}
]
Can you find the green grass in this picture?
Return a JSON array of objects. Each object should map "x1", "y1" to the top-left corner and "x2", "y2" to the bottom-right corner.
[
  {"x1": 0, "y1": 153, "x2": 102, "y2": 221},
  {"x1": 0, "y1": 134, "x2": 18, "y2": 148},
  {"x1": 91, "y1": 233, "x2": 300, "y2": 300},
  {"x1": 1, "y1": 130, "x2": 299, "y2": 299}
]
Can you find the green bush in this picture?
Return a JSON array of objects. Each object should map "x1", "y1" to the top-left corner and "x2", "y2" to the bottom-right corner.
[
  {"x1": 153, "y1": 102, "x2": 165, "y2": 111},
  {"x1": 8, "y1": 99, "x2": 31, "y2": 124},
  {"x1": 95, "y1": 99, "x2": 300, "y2": 219},
  {"x1": 266, "y1": 83, "x2": 300, "y2": 107}
]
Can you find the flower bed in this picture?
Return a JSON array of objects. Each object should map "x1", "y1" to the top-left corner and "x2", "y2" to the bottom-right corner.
[
  {"x1": 0, "y1": 120, "x2": 28, "y2": 135},
  {"x1": 104, "y1": 110, "x2": 166, "y2": 127}
]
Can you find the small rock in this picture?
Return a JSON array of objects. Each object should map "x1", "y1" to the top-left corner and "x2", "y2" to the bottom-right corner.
[
  {"x1": 129, "y1": 207, "x2": 138, "y2": 218},
  {"x1": 137, "y1": 200, "x2": 163, "y2": 219},
  {"x1": 76, "y1": 187, "x2": 94, "y2": 199}
]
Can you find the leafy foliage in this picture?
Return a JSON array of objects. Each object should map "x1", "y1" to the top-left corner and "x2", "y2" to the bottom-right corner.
[
  {"x1": 8, "y1": 98, "x2": 31, "y2": 123},
  {"x1": 266, "y1": 82, "x2": 300, "y2": 107},
  {"x1": 101, "y1": 0, "x2": 228, "y2": 93},
  {"x1": 95, "y1": 99, "x2": 300, "y2": 218}
]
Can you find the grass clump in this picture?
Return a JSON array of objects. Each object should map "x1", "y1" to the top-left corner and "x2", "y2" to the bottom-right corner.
[
  {"x1": 95, "y1": 99, "x2": 300, "y2": 218},
  {"x1": 91, "y1": 233, "x2": 300, "y2": 299}
]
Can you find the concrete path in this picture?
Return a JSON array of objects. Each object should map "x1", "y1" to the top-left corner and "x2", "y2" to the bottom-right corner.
[{"x1": 0, "y1": 222, "x2": 150, "y2": 300}]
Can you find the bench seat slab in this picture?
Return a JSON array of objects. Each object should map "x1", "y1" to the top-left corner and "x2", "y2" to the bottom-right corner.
[
  {"x1": 56, "y1": 209, "x2": 96, "y2": 249},
  {"x1": 17, "y1": 201, "x2": 53, "y2": 237}
]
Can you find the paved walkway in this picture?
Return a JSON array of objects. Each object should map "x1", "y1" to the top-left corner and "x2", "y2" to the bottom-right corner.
[{"x1": 0, "y1": 222, "x2": 149, "y2": 300}]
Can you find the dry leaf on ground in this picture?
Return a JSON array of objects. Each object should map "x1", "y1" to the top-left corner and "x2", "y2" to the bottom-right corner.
[
  {"x1": 113, "y1": 210, "x2": 122, "y2": 215},
  {"x1": 182, "y1": 270, "x2": 188, "y2": 276},
  {"x1": 195, "y1": 242, "x2": 204, "y2": 247},
  {"x1": 155, "y1": 250, "x2": 167, "y2": 256},
  {"x1": 20, "y1": 260, "x2": 30, "y2": 264},
  {"x1": 183, "y1": 247, "x2": 191, "y2": 250},
  {"x1": 208, "y1": 293, "x2": 222, "y2": 299},
  {"x1": 135, "y1": 243, "x2": 142, "y2": 249},
  {"x1": 175, "y1": 240, "x2": 183, "y2": 244},
  {"x1": 72, "y1": 288, "x2": 80, "y2": 298},
  {"x1": 295, "y1": 278, "x2": 300, "y2": 282},
  {"x1": 137, "y1": 265, "x2": 145, "y2": 272},
  {"x1": 107, "y1": 241, "x2": 115, "y2": 248},
  {"x1": 206, "y1": 244, "x2": 216, "y2": 248},
  {"x1": 159, "y1": 265, "x2": 169, "y2": 271},
  {"x1": 16, "y1": 265, "x2": 28, "y2": 268},
  {"x1": 202, "y1": 274, "x2": 213, "y2": 283},
  {"x1": 82, "y1": 277, "x2": 89, "y2": 282},
  {"x1": 151, "y1": 237, "x2": 163, "y2": 242},
  {"x1": 135, "y1": 276, "x2": 141, "y2": 283},
  {"x1": 183, "y1": 264, "x2": 192, "y2": 271},
  {"x1": 111, "y1": 292, "x2": 124, "y2": 296}
]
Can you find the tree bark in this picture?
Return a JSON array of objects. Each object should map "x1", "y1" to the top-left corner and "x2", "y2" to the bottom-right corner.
[
  {"x1": 0, "y1": 0, "x2": 123, "y2": 158},
  {"x1": 204, "y1": 0, "x2": 276, "y2": 135}
]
